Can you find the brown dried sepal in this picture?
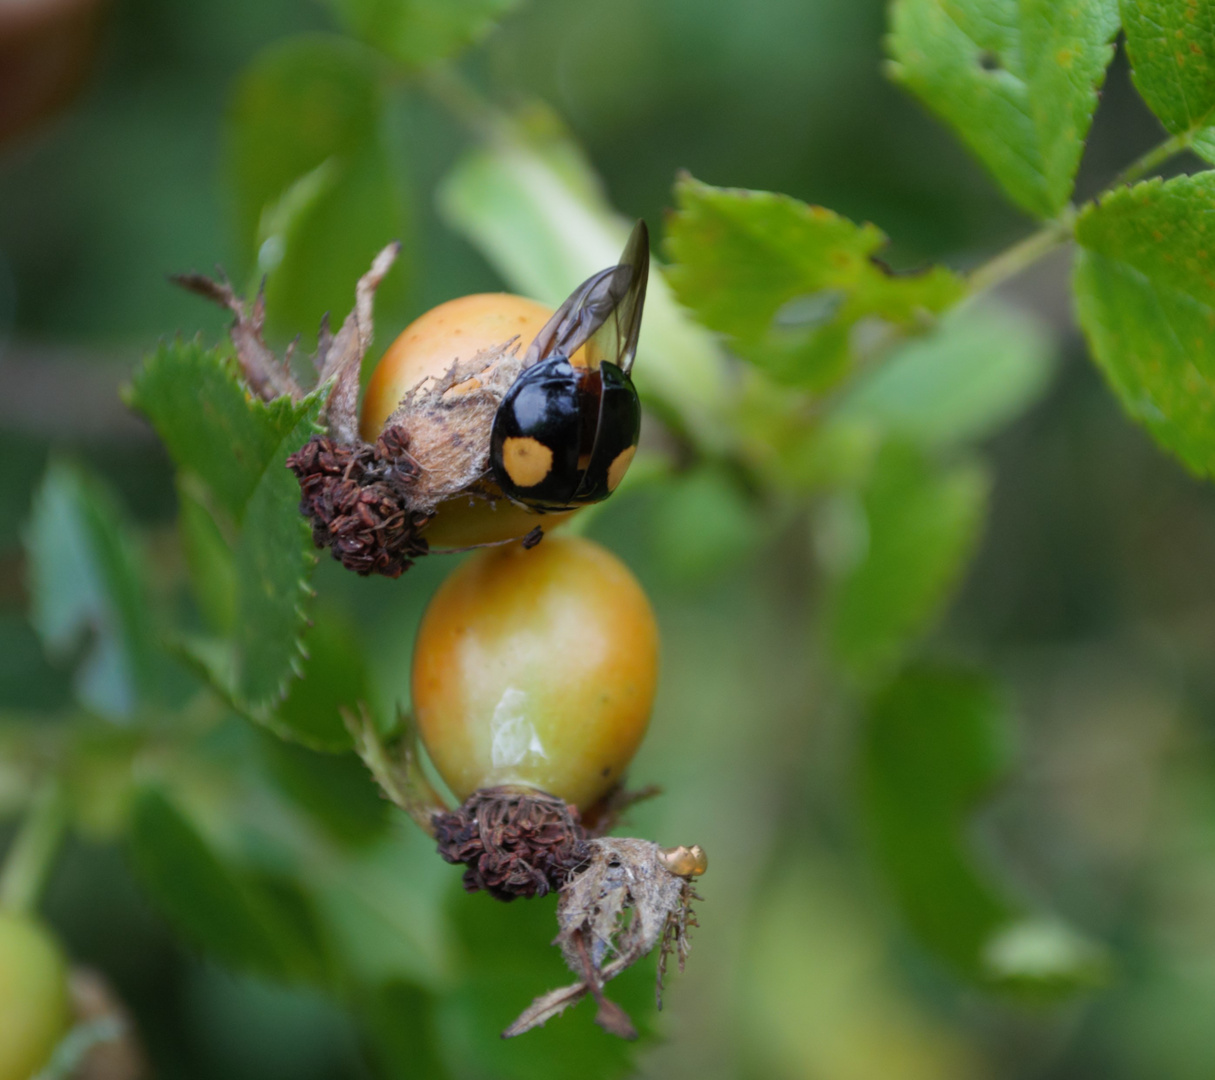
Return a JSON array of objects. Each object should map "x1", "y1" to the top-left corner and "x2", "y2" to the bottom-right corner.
[
  {"x1": 172, "y1": 242, "x2": 401, "y2": 429},
  {"x1": 433, "y1": 786, "x2": 591, "y2": 902},
  {"x1": 382, "y1": 341, "x2": 529, "y2": 513},
  {"x1": 503, "y1": 837, "x2": 702, "y2": 1039},
  {"x1": 285, "y1": 426, "x2": 432, "y2": 578}
]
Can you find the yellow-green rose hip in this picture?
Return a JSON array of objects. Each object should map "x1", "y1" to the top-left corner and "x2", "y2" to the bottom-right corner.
[
  {"x1": 412, "y1": 535, "x2": 659, "y2": 812},
  {"x1": 0, "y1": 911, "x2": 70, "y2": 1080}
]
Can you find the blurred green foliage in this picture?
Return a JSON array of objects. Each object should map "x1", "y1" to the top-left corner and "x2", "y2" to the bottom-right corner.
[
  {"x1": 3, "y1": 0, "x2": 1215, "y2": 1078},
  {"x1": 860, "y1": 666, "x2": 1109, "y2": 993},
  {"x1": 228, "y1": 35, "x2": 407, "y2": 334},
  {"x1": 821, "y1": 443, "x2": 989, "y2": 680},
  {"x1": 24, "y1": 462, "x2": 158, "y2": 721}
]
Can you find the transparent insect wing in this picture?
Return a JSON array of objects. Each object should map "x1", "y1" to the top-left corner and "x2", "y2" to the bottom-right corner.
[
  {"x1": 598, "y1": 219, "x2": 649, "y2": 375},
  {"x1": 523, "y1": 220, "x2": 650, "y2": 374}
]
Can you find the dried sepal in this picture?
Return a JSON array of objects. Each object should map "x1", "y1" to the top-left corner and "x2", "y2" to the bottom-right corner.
[
  {"x1": 656, "y1": 876, "x2": 701, "y2": 1008},
  {"x1": 381, "y1": 340, "x2": 528, "y2": 512},
  {"x1": 345, "y1": 705, "x2": 448, "y2": 837},
  {"x1": 346, "y1": 728, "x2": 704, "y2": 1037},
  {"x1": 318, "y1": 241, "x2": 401, "y2": 443},
  {"x1": 170, "y1": 272, "x2": 303, "y2": 402},
  {"x1": 503, "y1": 837, "x2": 703, "y2": 1039},
  {"x1": 172, "y1": 241, "x2": 400, "y2": 424}
]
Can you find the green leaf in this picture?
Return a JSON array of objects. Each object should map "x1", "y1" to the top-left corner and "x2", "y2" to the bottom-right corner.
[
  {"x1": 820, "y1": 443, "x2": 989, "y2": 680},
  {"x1": 360, "y1": 982, "x2": 452, "y2": 1080},
  {"x1": 227, "y1": 35, "x2": 407, "y2": 334},
  {"x1": 232, "y1": 398, "x2": 324, "y2": 708},
  {"x1": 272, "y1": 607, "x2": 376, "y2": 751},
  {"x1": 130, "y1": 338, "x2": 326, "y2": 713},
  {"x1": 308, "y1": 821, "x2": 455, "y2": 988},
  {"x1": 887, "y1": 0, "x2": 1120, "y2": 217},
  {"x1": 178, "y1": 476, "x2": 238, "y2": 636},
  {"x1": 179, "y1": 968, "x2": 357, "y2": 1079},
  {"x1": 260, "y1": 736, "x2": 390, "y2": 847},
  {"x1": 436, "y1": 111, "x2": 733, "y2": 449},
  {"x1": 129, "y1": 789, "x2": 328, "y2": 983},
  {"x1": 127, "y1": 339, "x2": 313, "y2": 523},
  {"x1": 665, "y1": 176, "x2": 964, "y2": 390},
  {"x1": 24, "y1": 462, "x2": 157, "y2": 720},
  {"x1": 745, "y1": 859, "x2": 986, "y2": 1080},
  {"x1": 860, "y1": 666, "x2": 1110, "y2": 995},
  {"x1": 175, "y1": 602, "x2": 367, "y2": 752},
  {"x1": 327, "y1": 0, "x2": 520, "y2": 68},
  {"x1": 1122, "y1": 0, "x2": 1215, "y2": 161},
  {"x1": 831, "y1": 300, "x2": 1056, "y2": 449},
  {"x1": 1074, "y1": 173, "x2": 1215, "y2": 477}
]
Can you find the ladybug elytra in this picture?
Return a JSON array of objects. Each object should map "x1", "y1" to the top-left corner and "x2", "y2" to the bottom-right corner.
[{"x1": 490, "y1": 221, "x2": 649, "y2": 510}]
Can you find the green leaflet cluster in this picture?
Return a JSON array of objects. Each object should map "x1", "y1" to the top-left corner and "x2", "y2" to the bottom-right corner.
[
  {"x1": 648, "y1": 0, "x2": 1215, "y2": 999},
  {"x1": 885, "y1": 0, "x2": 1215, "y2": 484}
]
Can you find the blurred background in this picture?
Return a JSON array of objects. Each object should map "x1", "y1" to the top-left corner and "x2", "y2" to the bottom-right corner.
[{"x1": 3, "y1": 1, "x2": 1215, "y2": 1078}]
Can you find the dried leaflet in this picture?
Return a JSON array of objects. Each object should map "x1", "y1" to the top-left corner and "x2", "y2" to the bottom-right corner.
[
  {"x1": 381, "y1": 341, "x2": 529, "y2": 511},
  {"x1": 504, "y1": 838, "x2": 703, "y2": 1040}
]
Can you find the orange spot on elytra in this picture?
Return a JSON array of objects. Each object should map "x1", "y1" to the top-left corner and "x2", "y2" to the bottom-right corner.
[
  {"x1": 502, "y1": 437, "x2": 554, "y2": 488},
  {"x1": 607, "y1": 446, "x2": 637, "y2": 492}
]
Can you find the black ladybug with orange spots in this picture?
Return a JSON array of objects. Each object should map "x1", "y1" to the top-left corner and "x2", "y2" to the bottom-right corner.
[{"x1": 490, "y1": 221, "x2": 649, "y2": 511}]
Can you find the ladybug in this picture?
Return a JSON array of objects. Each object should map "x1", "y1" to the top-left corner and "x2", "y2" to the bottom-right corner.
[{"x1": 490, "y1": 221, "x2": 649, "y2": 510}]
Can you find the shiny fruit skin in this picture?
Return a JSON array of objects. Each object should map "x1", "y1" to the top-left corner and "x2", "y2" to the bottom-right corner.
[
  {"x1": 361, "y1": 293, "x2": 559, "y2": 441},
  {"x1": 0, "y1": 911, "x2": 70, "y2": 1080},
  {"x1": 360, "y1": 293, "x2": 586, "y2": 550},
  {"x1": 412, "y1": 536, "x2": 658, "y2": 811},
  {"x1": 407, "y1": 493, "x2": 578, "y2": 551}
]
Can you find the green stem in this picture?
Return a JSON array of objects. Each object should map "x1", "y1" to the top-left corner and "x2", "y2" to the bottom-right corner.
[
  {"x1": 965, "y1": 128, "x2": 1192, "y2": 297},
  {"x1": 1110, "y1": 130, "x2": 1191, "y2": 190},
  {"x1": 421, "y1": 65, "x2": 500, "y2": 140},
  {"x1": 966, "y1": 212, "x2": 1074, "y2": 297},
  {"x1": 0, "y1": 779, "x2": 69, "y2": 915}
]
